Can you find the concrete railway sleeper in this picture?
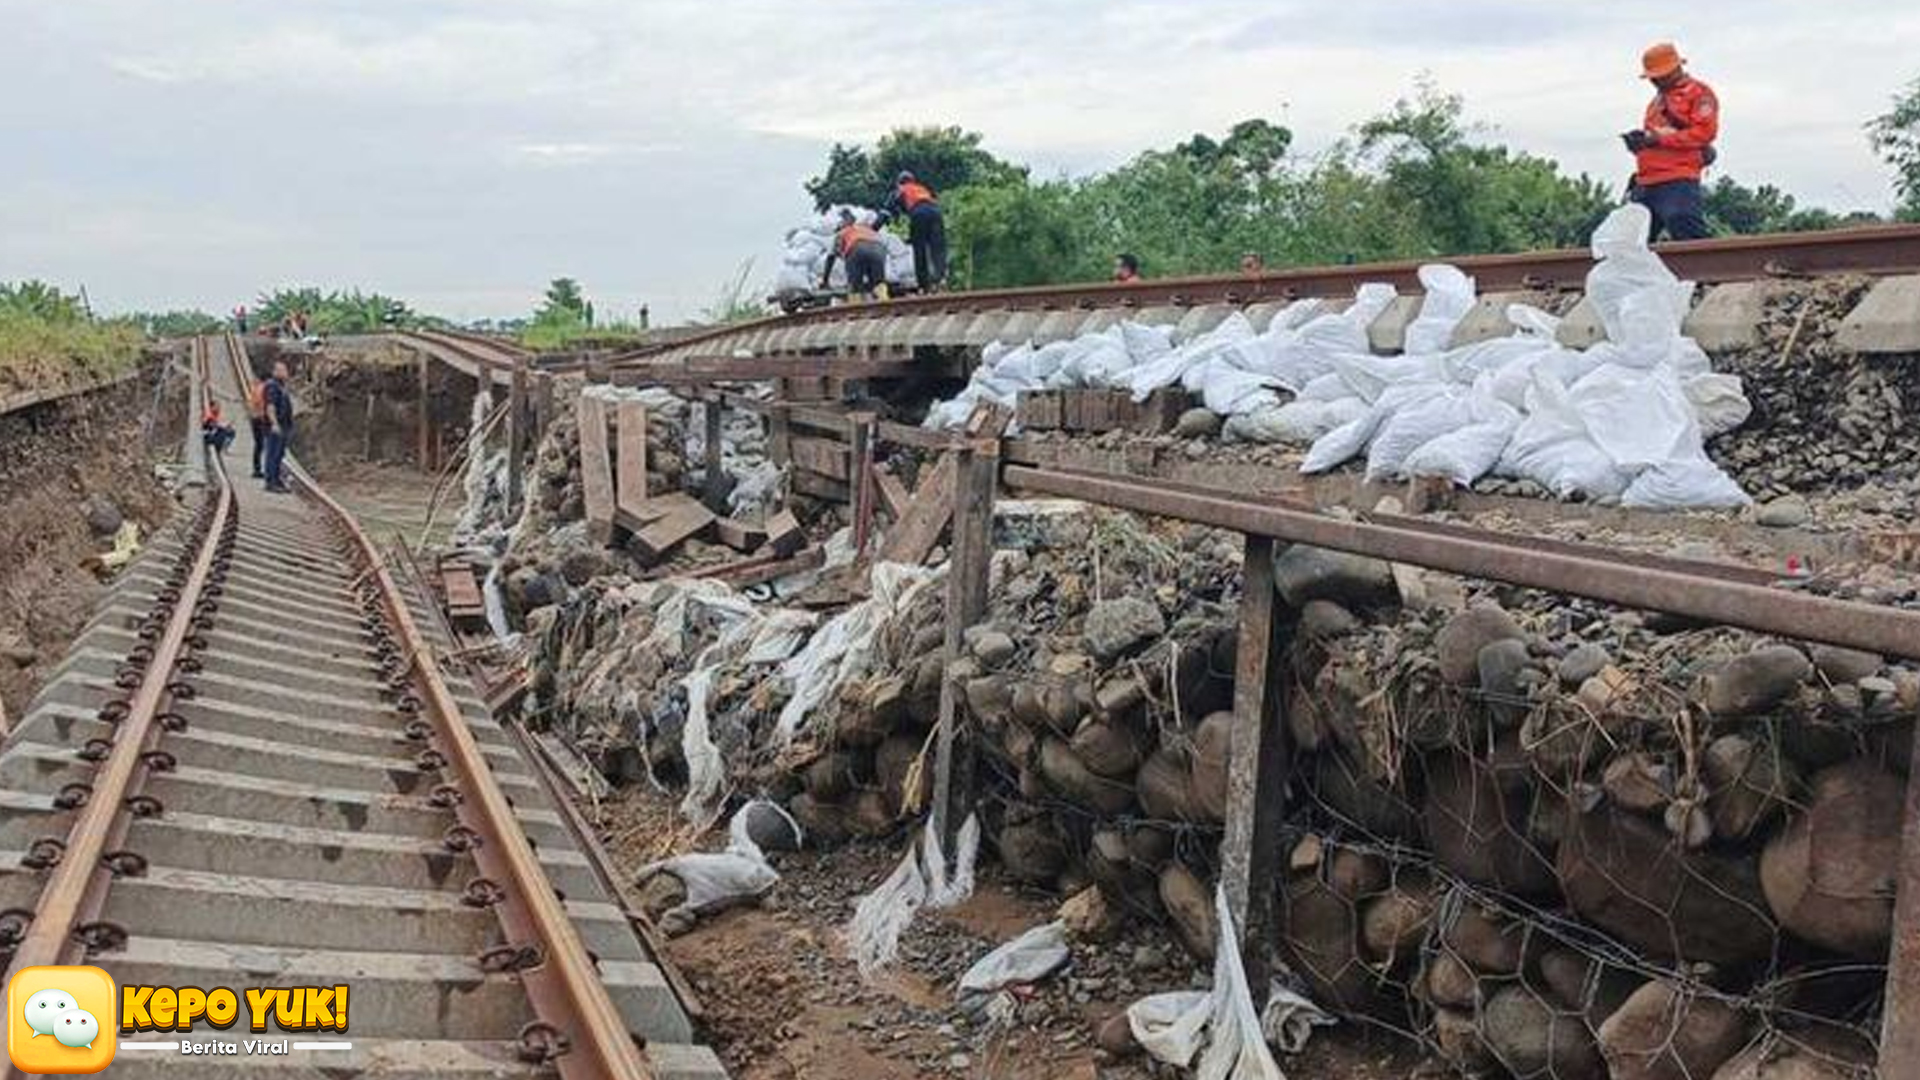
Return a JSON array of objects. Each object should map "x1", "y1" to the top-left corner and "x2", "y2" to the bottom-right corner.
[{"x1": 0, "y1": 335, "x2": 722, "y2": 1078}]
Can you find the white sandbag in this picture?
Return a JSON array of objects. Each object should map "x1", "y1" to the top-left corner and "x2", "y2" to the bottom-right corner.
[
  {"x1": 1225, "y1": 397, "x2": 1371, "y2": 444},
  {"x1": 1586, "y1": 204, "x2": 1695, "y2": 346},
  {"x1": 635, "y1": 850, "x2": 778, "y2": 921},
  {"x1": 1621, "y1": 456, "x2": 1751, "y2": 509},
  {"x1": 1364, "y1": 387, "x2": 1476, "y2": 481},
  {"x1": 1685, "y1": 373, "x2": 1752, "y2": 438},
  {"x1": 1568, "y1": 363, "x2": 1699, "y2": 471},
  {"x1": 1403, "y1": 264, "x2": 1476, "y2": 355},
  {"x1": 1497, "y1": 373, "x2": 1631, "y2": 499},
  {"x1": 958, "y1": 922, "x2": 1071, "y2": 995}
]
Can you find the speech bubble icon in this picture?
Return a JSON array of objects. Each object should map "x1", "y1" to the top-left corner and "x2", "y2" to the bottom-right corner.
[
  {"x1": 23, "y1": 988, "x2": 77, "y2": 1038},
  {"x1": 53, "y1": 1008, "x2": 97, "y2": 1049}
]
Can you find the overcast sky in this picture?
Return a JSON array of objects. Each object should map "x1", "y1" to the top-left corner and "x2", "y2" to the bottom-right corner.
[{"x1": 3, "y1": 1, "x2": 1914, "y2": 323}]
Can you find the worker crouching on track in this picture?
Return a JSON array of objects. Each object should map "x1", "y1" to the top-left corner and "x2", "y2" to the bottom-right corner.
[
  {"x1": 1623, "y1": 41, "x2": 1718, "y2": 242},
  {"x1": 823, "y1": 210, "x2": 890, "y2": 301},
  {"x1": 885, "y1": 171, "x2": 948, "y2": 292},
  {"x1": 1113, "y1": 253, "x2": 1142, "y2": 283},
  {"x1": 262, "y1": 360, "x2": 294, "y2": 494},
  {"x1": 201, "y1": 400, "x2": 235, "y2": 455}
]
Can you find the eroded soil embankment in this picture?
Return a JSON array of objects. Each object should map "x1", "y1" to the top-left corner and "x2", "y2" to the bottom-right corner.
[{"x1": 0, "y1": 363, "x2": 183, "y2": 723}]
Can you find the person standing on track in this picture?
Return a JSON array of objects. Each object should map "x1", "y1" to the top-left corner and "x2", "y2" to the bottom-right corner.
[
  {"x1": 1623, "y1": 41, "x2": 1718, "y2": 242},
  {"x1": 884, "y1": 171, "x2": 948, "y2": 292},
  {"x1": 822, "y1": 210, "x2": 890, "y2": 301},
  {"x1": 262, "y1": 360, "x2": 294, "y2": 494},
  {"x1": 245, "y1": 375, "x2": 272, "y2": 478}
]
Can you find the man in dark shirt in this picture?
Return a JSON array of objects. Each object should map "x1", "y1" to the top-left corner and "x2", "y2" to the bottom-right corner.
[{"x1": 262, "y1": 360, "x2": 295, "y2": 493}]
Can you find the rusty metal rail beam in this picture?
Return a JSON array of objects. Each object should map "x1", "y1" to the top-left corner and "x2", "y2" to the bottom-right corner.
[
  {"x1": 1002, "y1": 464, "x2": 1920, "y2": 661},
  {"x1": 610, "y1": 353, "x2": 957, "y2": 383},
  {"x1": 288, "y1": 463, "x2": 653, "y2": 1078}
]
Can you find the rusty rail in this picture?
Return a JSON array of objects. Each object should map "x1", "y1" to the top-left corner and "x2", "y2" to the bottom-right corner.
[
  {"x1": 235, "y1": 337, "x2": 654, "y2": 1079},
  {"x1": 1002, "y1": 463, "x2": 1920, "y2": 662}
]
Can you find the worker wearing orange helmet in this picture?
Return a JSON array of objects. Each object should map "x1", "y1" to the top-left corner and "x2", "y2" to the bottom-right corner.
[{"x1": 1622, "y1": 42, "x2": 1718, "y2": 242}]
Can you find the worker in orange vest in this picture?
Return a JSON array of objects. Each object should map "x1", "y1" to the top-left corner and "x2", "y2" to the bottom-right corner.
[
  {"x1": 822, "y1": 210, "x2": 889, "y2": 301},
  {"x1": 245, "y1": 376, "x2": 272, "y2": 478},
  {"x1": 884, "y1": 171, "x2": 948, "y2": 292},
  {"x1": 1622, "y1": 42, "x2": 1718, "y2": 242}
]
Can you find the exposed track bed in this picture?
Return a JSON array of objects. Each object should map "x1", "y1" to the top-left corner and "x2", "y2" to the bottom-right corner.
[{"x1": 0, "y1": 335, "x2": 721, "y2": 1079}]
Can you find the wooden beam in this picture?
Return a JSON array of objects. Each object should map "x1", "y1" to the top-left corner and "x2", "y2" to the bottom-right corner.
[
  {"x1": 506, "y1": 359, "x2": 528, "y2": 512},
  {"x1": 931, "y1": 438, "x2": 997, "y2": 845},
  {"x1": 713, "y1": 517, "x2": 768, "y2": 553},
  {"x1": 632, "y1": 494, "x2": 715, "y2": 563},
  {"x1": 533, "y1": 371, "x2": 555, "y2": 444},
  {"x1": 876, "y1": 420, "x2": 965, "y2": 452},
  {"x1": 1885, "y1": 680, "x2": 1920, "y2": 1075},
  {"x1": 850, "y1": 414, "x2": 876, "y2": 557},
  {"x1": 790, "y1": 436, "x2": 850, "y2": 481},
  {"x1": 576, "y1": 393, "x2": 616, "y2": 544},
  {"x1": 876, "y1": 468, "x2": 911, "y2": 520},
  {"x1": 615, "y1": 400, "x2": 649, "y2": 522},
  {"x1": 768, "y1": 405, "x2": 792, "y2": 470},
  {"x1": 610, "y1": 353, "x2": 958, "y2": 383},
  {"x1": 691, "y1": 545, "x2": 826, "y2": 588},
  {"x1": 765, "y1": 510, "x2": 805, "y2": 559},
  {"x1": 703, "y1": 397, "x2": 726, "y2": 513},
  {"x1": 1220, "y1": 533, "x2": 1291, "y2": 1004},
  {"x1": 416, "y1": 351, "x2": 432, "y2": 473},
  {"x1": 791, "y1": 470, "x2": 850, "y2": 503},
  {"x1": 878, "y1": 454, "x2": 957, "y2": 566}
]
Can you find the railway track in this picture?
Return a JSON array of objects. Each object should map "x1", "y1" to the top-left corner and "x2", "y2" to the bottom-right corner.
[
  {"x1": 604, "y1": 221, "x2": 1920, "y2": 371},
  {"x1": 0, "y1": 334, "x2": 722, "y2": 1078}
]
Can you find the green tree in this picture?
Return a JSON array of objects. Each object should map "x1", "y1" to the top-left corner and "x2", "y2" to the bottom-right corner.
[
  {"x1": 1702, "y1": 177, "x2": 1857, "y2": 234},
  {"x1": 129, "y1": 310, "x2": 225, "y2": 338},
  {"x1": 804, "y1": 143, "x2": 883, "y2": 210},
  {"x1": 944, "y1": 180, "x2": 1087, "y2": 288},
  {"x1": 538, "y1": 278, "x2": 587, "y2": 321},
  {"x1": 1869, "y1": 76, "x2": 1920, "y2": 220},
  {"x1": 804, "y1": 126, "x2": 1022, "y2": 210},
  {"x1": 1359, "y1": 79, "x2": 1611, "y2": 254}
]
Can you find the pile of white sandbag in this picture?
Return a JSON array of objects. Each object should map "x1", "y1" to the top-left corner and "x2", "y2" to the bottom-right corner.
[
  {"x1": 922, "y1": 204, "x2": 1752, "y2": 510},
  {"x1": 770, "y1": 206, "x2": 917, "y2": 298}
]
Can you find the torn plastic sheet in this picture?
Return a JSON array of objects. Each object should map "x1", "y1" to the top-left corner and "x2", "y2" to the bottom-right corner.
[
  {"x1": 774, "y1": 561, "x2": 946, "y2": 744},
  {"x1": 846, "y1": 813, "x2": 982, "y2": 977}
]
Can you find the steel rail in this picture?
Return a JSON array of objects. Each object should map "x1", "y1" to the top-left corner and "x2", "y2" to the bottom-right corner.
[
  {"x1": 275, "y1": 436, "x2": 652, "y2": 1072},
  {"x1": 2, "y1": 339, "x2": 235, "y2": 1005},
  {"x1": 608, "y1": 221, "x2": 1920, "y2": 365},
  {"x1": 1002, "y1": 464, "x2": 1920, "y2": 661},
  {"x1": 397, "y1": 329, "x2": 527, "y2": 386}
]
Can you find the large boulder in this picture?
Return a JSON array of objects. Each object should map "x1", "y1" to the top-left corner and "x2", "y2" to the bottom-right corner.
[
  {"x1": 1436, "y1": 604, "x2": 1524, "y2": 685},
  {"x1": 1761, "y1": 762, "x2": 1904, "y2": 957},
  {"x1": 1083, "y1": 597, "x2": 1166, "y2": 663},
  {"x1": 1705, "y1": 645, "x2": 1813, "y2": 717},
  {"x1": 1597, "y1": 981, "x2": 1749, "y2": 1080},
  {"x1": 1557, "y1": 806, "x2": 1776, "y2": 970},
  {"x1": 1272, "y1": 544, "x2": 1397, "y2": 611}
]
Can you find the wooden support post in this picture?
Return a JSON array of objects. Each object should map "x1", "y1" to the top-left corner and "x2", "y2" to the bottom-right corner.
[
  {"x1": 1883, "y1": 696, "x2": 1920, "y2": 1077},
  {"x1": 1221, "y1": 534, "x2": 1291, "y2": 1004},
  {"x1": 533, "y1": 371, "x2": 554, "y2": 444},
  {"x1": 615, "y1": 400, "x2": 650, "y2": 522},
  {"x1": 577, "y1": 393, "x2": 616, "y2": 544},
  {"x1": 702, "y1": 395, "x2": 726, "y2": 513},
  {"x1": 416, "y1": 351, "x2": 432, "y2": 473},
  {"x1": 849, "y1": 413, "x2": 876, "y2": 557},
  {"x1": 931, "y1": 436, "x2": 997, "y2": 845},
  {"x1": 506, "y1": 358, "x2": 529, "y2": 513},
  {"x1": 768, "y1": 405, "x2": 792, "y2": 470}
]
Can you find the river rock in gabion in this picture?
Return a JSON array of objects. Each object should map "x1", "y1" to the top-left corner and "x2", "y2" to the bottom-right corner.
[
  {"x1": 1157, "y1": 862, "x2": 1217, "y2": 962},
  {"x1": 1436, "y1": 604, "x2": 1525, "y2": 685},
  {"x1": 1702, "y1": 733, "x2": 1799, "y2": 843},
  {"x1": 1597, "y1": 980, "x2": 1749, "y2": 1080},
  {"x1": 1423, "y1": 751, "x2": 1558, "y2": 896},
  {"x1": 1083, "y1": 596, "x2": 1166, "y2": 663},
  {"x1": 1358, "y1": 879, "x2": 1434, "y2": 970},
  {"x1": 1760, "y1": 761, "x2": 1904, "y2": 958},
  {"x1": 996, "y1": 814, "x2": 1069, "y2": 886},
  {"x1": 1038, "y1": 737, "x2": 1135, "y2": 815},
  {"x1": 1271, "y1": 544, "x2": 1397, "y2": 610},
  {"x1": 1710, "y1": 1027, "x2": 1880, "y2": 1080},
  {"x1": 1440, "y1": 900, "x2": 1525, "y2": 976},
  {"x1": 1705, "y1": 644, "x2": 1813, "y2": 717},
  {"x1": 1480, "y1": 984, "x2": 1606, "y2": 1080},
  {"x1": 1556, "y1": 805, "x2": 1776, "y2": 970},
  {"x1": 1535, "y1": 948, "x2": 1638, "y2": 1029}
]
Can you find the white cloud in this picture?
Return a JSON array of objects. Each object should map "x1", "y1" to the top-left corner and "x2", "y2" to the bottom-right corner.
[{"x1": 4, "y1": 0, "x2": 1913, "y2": 321}]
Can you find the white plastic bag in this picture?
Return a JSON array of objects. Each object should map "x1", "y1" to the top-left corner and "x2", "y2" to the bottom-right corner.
[
  {"x1": 1125, "y1": 887, "x2": 1286, "y2": 1080},
  {"x1": 958, "y1": 922, "x2": 1071, "y2": 995}
]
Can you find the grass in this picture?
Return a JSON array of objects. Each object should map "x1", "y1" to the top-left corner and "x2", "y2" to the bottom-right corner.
[
  {"x1": 517, "y1": 320, "x2": 651, "y2": 352},
  {"x1": 0, "y1": 309, "x2": 145, "y2": 398}
]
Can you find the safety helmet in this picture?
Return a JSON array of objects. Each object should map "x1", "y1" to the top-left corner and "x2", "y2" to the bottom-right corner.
[
  {"x1": 1641, "y1": 42, "x2": 1684, "y2": 80},
  {"x1": 897, "y1": 170, "x2": 916, "y2": 185}
]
